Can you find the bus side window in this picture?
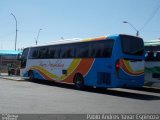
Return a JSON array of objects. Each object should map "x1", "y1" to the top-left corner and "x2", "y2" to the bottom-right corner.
[
  {"x1": 54, "y1": 47, "x2": 61, "y2": 58},
  {"x1": 67, "y1": 48, "x2": 74, "y2": 58},
  {"x1": 90, "y1": 40, "x2": 113, "y2": 58},
  {"x1": 60, "y1": 44, "x2": 74, "y2": 58},
  {"x1": 29, "y1": 48, "x2": 39, "y2": 59},
  {"x1": 60, "y1": 45, "x2": 66, "y2": 58},
  {"x1": 145, "y1": 52, "x2": 148, "y2": 58},
  {"x1": 45, "y1": 48, "x2": 49, "y2": 58},
  {"x1": 75, "y1": 43, "x2": 89, "y2": 58},
  {"x1": 90, "y1": 42, "x2": 99, "y2": 57},
  {"x1": 49, "y1": 47, "x2": 56, "y2": 58},
  {"x1": 102, "y1": 40, "x2": 113, "y2": 58},
  {"x1": 39, "y1": 47, "x2": 47, "y2": 59},
  {"x1": 156, "y1": 52, "x2": 160, "y2": 61},
  {"x1": 145, "y1": 52, "x2": 154, "y2": 61},
  {"x1": 33, "y1": 50, "x2": 39, "y2": 59},
  {"x1": 65, "y1": 45, "x2": 75, "y2": 58}
]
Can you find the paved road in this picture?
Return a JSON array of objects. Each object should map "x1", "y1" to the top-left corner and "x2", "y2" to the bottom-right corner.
[{"x1": 0, "y1": 78, "x2": 160, "y2": 114}]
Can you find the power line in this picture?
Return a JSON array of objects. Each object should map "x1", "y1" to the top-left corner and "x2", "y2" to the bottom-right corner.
[{"x1": 139, "y1": 2, "x2": 160, "y2": 31}]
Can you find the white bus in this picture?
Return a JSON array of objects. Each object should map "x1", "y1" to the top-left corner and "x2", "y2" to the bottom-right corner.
[{"x1": 145, "y1": 39, "x2": 160, "y2": 87}]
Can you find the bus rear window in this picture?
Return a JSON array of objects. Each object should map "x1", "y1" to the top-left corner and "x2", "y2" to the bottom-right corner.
[{"x1": 121, "y1": 35, "x2": 144, "y2": 56}]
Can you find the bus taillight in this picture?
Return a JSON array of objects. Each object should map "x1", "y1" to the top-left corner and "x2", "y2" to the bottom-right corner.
[
  {"x1": 115, "y1": 60, "x2": 120, "y2": 71},
  {"x1": 115, "y1": 59, "x2": 120, "y2": 77}
]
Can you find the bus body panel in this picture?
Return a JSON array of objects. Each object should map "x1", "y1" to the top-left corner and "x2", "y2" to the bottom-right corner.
[
  {"x1": 84, "y1": 58, "x2": 114, "y2": 87},
  {"x1": 118, "y1": 59, "x2": 144, "y2": 79},
  {"x1": 118, "y1": 61, "x2": 144, "y2": 87},
  {"x1": 22, "y1": 58, "x2": 94, "y2": 82}
]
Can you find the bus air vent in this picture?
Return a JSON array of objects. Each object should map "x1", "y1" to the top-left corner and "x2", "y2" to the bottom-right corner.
[{"x1": 97, "y1": 72, "x2": 111, "y2": 85}]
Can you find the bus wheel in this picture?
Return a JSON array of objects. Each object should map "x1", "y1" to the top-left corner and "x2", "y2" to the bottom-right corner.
[
  {"x1": 28, "y1": 71, "x2": 34, "y2": 81},
  {"x1": 74, "y1": 74, "x2": 84, "y2": 89}
]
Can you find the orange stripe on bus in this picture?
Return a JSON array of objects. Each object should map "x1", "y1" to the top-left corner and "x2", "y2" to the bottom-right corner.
[{"x1": 62, "y1": 59, "x2": 94, "y2": 83}]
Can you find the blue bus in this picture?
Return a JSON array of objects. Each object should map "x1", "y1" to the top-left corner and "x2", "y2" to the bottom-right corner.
[{"x1": 20, "y1": 34, "x2": 144, "y2": 89}]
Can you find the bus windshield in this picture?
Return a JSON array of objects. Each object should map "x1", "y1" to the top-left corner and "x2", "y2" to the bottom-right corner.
[
  {"x1": 121, "y1": 35, "x2": 144, "y2": 56},
  {"x1": 21, "y1": 48, "x2": 29, "y2": 68}
]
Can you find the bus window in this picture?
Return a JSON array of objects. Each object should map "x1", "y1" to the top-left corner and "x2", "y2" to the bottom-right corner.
[
  {"x1": 90, "y1": 40, "x2": 114, "y2": 58},
  {"x1": 121, "y1": 35, "x2": 144, "y2": 56},
  {"x1": 156, "y1": 52, "x2": 160, "y2": 61},
  {"x1": 29, "y1": 48, "x2": 39, "y2": 59},
  {"x1": 48, "y1": 47, "x2": 56, "y2": 58},
  {"x1": 90, "y1": 42, "x2": 101, "y2": 57},
  {"x1": 38, "y1": 47, "x2": 47, "y2": 59},
  {"x1": 145, "y1": 52, "x2": 154, "y2": 61},
  {"x1": 66, "y1": 47, "x2": 75, "y2": 58},
  {"x1": 60, "y1": 44, "x2": 75, "y2": 58},
  {"x1": 75, "y1": 42, "x2": 89, "y2": 58},
  {"x1": 102, "y1": 40, "x2": 114, "y2": 57},
  {"x1": 54, "y1": 46, "x2": 61, "y2": 58},
  {"x1": 145, "y1": 52, "x2": 148, "y2": 58}
]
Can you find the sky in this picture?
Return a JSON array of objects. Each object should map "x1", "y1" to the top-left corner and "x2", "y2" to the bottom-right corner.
[{"x1": 0, "y1": 0, "x2": 160, "y2": 50}]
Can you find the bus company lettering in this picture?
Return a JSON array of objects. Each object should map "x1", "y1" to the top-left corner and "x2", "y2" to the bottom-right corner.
[
  {"x1": 39, "y1": 60, "x2": 64, "y2": 68},
  {"x1": 49, "y1": 60, "x2": 64, "y2": 68}
]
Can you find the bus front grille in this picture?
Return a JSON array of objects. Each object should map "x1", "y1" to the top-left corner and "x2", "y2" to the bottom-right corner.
[{"x1": 97, "y1": 72, "x2": 111, "y2": 85}]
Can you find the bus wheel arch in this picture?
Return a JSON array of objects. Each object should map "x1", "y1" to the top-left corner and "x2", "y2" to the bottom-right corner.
[
  {"x1": 73, "y1": 73, "x2": 84, "y2": 89},
  {"x1": 28, "y1": 70, "x2": 34, "y2": 81}
]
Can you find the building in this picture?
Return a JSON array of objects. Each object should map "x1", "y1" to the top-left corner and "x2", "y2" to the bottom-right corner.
[{"x1": 0, "y1": 50, "x2": 21, "y2": 74}]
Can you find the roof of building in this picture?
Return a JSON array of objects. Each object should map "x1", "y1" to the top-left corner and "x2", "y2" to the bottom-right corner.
[
  {"x1": 0, "y1": 50, "x2": 21, "y2": 56},
  {"x1": 144, "y1": 39, "x2": 160, "y2": 46}
]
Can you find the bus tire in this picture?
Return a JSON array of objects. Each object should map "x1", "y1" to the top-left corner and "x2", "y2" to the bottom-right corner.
[
  {"x1": 28, "y1": 71, "x2": 34, "y2": 81},
  {"x1": 74, "y1": 74, "x2": 84, "y2": 89}
]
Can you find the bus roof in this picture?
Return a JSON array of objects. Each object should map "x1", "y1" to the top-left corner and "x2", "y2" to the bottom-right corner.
[
  {"x1": 28, "y1": 36, "x2": 108, "y2": 48},
  {"x1": 25, "y1": 34, "x2": 140, "y2": 49}
]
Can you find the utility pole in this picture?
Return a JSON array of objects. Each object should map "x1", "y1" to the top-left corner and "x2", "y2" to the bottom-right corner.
[
  {"x1": 36, "y1": 29, "x2": 42, "y2": 45},
  {"x1": 123, "y1": 21, "x2": 139, "y2": 36},
  {"x1": 11, "y1": 13, "x2": 18, "y2": 50}
]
